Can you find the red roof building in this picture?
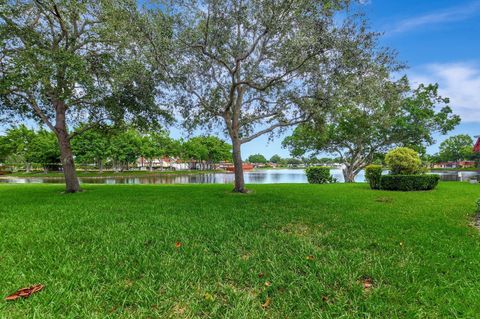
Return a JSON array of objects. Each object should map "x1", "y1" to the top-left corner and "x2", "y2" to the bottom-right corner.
[{"x1": 474, "y1": 136, "x2": 480, "y2": 153}]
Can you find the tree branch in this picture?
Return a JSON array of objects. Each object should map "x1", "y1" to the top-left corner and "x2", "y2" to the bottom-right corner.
[
  {"x1": 192, "y1": 43, "x2": 234, "y2": 74},
  {"x1": 27, "y1": 93, "x2": 56, "y2": 132},
  {"x1": 68, "y1": 120, "x2": 107, "y2": 141},
  {"x1": 236, "y1": 28, "x2": 268, "y2": 62},
  {"x1": 240, "y1": 117, "x2": 307, "y2": 144}
]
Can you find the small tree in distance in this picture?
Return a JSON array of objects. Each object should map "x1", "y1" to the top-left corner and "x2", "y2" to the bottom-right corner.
[
  {"x1": 247, "y1": 154, "x2": 267, "y2": 164},
  {"x1": 269, "y1": 155, "x2": 282, "y2": 164},
  {"x1": 438, "y1": 135, "x2": 474, "y2": 162}
]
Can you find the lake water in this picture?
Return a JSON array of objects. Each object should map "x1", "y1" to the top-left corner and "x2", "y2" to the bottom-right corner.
[
  {"x1": 0, "y1": 169, "x2": 357, "y2": 184},
  {"x1": 0, "y1": 169, "x2": 477, "y2": 185}
]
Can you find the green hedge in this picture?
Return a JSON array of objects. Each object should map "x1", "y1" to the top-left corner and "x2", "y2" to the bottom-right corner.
[
  {"x1": 380, "y1": 174, "x2": 440, "y2": 191},
  {"x1": 305, "y1": 167, "x2": 335, "y2": 184},
  {"x1": 365, "y1": 165, "x2": 383, "y2": 190}
]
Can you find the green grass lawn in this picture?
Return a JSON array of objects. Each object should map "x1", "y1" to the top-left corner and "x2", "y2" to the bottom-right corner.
[{"x1": 0, "y1": 183, "x2": 479, "y2": 318}]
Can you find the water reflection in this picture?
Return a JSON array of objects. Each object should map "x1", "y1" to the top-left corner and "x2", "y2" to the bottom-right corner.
[
  {"x1": 430, "y1": 170, "x2": 479, "y2": 182},
  {"x1": 0, "y1": 169, "x2": 478, "y2": 185}
]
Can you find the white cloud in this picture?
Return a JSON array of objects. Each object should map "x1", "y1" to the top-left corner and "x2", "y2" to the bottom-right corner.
[
  {"x1": 388, "y1": 1, "x2": 480, "y2": 34},
  {"x1": 409, "y1": 62, "x2": 480, "y2": 123}
]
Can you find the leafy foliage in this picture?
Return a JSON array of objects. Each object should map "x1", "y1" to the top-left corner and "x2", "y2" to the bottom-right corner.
[
  {"x1": 365, "y1": 165, "x2": 383, "y2": 190},
  {"x1": 0, "y1": 0, "x2": 170, "y2": 129},
  {"x1": 305, "y1": 167, "x2": 335, "y2": 184},
  {"x1": 0, "y1": 125, "x2": 59, "y2": 171},
  {"x1": 110, "y1": 129, "x2": 143, "y2": 170},
  {"x1": 380, "y1": 175, "x2": 440, "y2": 191},
  {"x1": 27, "y1": 130, "x2": 60, "y2": 170},
  {"x1": 438, "y1": 134, "x2": 474, "y2": 162},
  {"x1": 71, "y1": 127, "x2": 112, "y2": 168},
  {"x1": 247, "y1": 154, "x2": 267, "y2": 164},
  {"x1": 269, "y1": 155, "x2": 282, "y2": 164},
  {"x1": 182, "y1": 136, "x2": 231, "y2": 163},
  {"x1": 385, "y1": 147, "x2": 422, "y2": 175}
]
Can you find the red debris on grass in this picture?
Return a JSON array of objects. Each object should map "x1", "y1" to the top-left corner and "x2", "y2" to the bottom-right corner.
[
  {"x1": 363, "y1": 278, "x2": 374, "y2": 291},
  {"x1": 5, "y1": 284, "x2": 44, "y2": 301}
]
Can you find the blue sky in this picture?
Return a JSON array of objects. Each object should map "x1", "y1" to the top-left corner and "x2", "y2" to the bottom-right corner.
[{"x1": 236, "y1": 0, "x2": 480, "y2": 159}]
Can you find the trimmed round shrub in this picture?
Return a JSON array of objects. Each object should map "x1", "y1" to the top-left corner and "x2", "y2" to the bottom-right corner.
[
  {"x1": 305, "y1": 167, "x2": 335, "y2": 184},
  {"x1": 365, "y1": 165, "x2": 383, "y2": 190},
  {"x1": 380, "y1": 174, "x2": 440, "y2": 191},
  {"x1": 385, "y1": 147, "x2": 422, "y2": 175}
]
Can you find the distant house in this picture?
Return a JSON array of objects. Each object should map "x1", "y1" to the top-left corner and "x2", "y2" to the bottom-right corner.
[
  {"x1": 137, "y1": 157, "x2": 223, "y2": 171},
  {"x1": 432, "y1": 161, "x2": 477, "y2": 169},
  {"x1": 171, "y1": 160, "x2": 189, "y2": 171},
  {"x1": 137, "y1": 157, "x2": 190, "y2": 170},
  {"x1": 137, "y1": 157, "x2": 172, "y2": 169}
]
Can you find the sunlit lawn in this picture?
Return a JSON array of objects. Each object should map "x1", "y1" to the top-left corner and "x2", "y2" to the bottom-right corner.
[{"x1": 0, "y1": 183, "x2": 479, "y2": 318}]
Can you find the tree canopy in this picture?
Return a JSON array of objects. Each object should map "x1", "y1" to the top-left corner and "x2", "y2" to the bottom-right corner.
[
  {"x1": 166, "y1": 0, "x2": 365, "y2": 192},
  {"x1": 0, "y1": 0, "x2": 171, "y2": 191},
  {"x1": 247, "y1": 154, "x2": 267, "y2": 164},
  {"x1": 438, "y1": 134, "x2": 475, "y2": 162},
  {"x1": 283, "y1": 80, "x2": 460, "y2": 182},
  {"x1": 182, "y1": 136, "x2": 231, "y2": 163},
  {"x1": 0, "y1": 125, "x2": 59, "y2": 172}
]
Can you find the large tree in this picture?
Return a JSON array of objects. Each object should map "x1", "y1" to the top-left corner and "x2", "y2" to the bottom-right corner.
[
  {"x1": 27, "y1": 129, "x2": 60, "y2": 173},
  {"x1": 182, "y1": 136, "x2": 231, "y2": 169},
  {"x1": 110, "y1": 128, "x2": 142, "y2": 172},
  {"x1": 0, "y1": 0, "x2": 170, "y2": 192},
  {"x1": 283, "y1": 80, "x2": 460, "y2": 182},
  {"x1": 1, "y1": 125, "x2": 37, "y2": 172},
  {"x1": 140, "y1": 131, "x2": 176, "y2": 171},
  {"x1": 166, "y1": 0, "x2": 355, "y2": 192},
  {"x1": 438, "y1": 134, "x2": 474, "y2": 162},
  {"x1": 71, "y1": 126, "x2": 112, "y2": 173},
  {"x1": 269, "y1": 154, "x2": 282, "y2": 164}
]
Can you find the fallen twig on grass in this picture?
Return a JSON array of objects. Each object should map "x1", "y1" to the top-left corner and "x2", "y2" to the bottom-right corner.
[{"x1": 5, "y1": 284, "x2": 44, "y2": 301}]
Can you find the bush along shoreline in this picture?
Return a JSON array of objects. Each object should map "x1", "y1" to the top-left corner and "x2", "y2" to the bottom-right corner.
[
  {"x1": 305, "y1": 167, "x2": 337, "y2": 184},
  {"x1": 367, "y1": 147, "x2": 440, "y2": 191}
]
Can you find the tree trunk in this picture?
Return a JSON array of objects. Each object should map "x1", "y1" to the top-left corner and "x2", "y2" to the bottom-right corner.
[
  {"x1": 231, "y1": 138, "x2": 246, "y2": 192},
  {"x1": 98, "y1": 159, "x2": 103, "y2": 174},
  {"x1": 54, "y1": 101, "x2": 81, "y2": 193},
  {"x1": 149, "y1": 160, "x2": 153, "y2": 171},
  {"x1": 25, "y1": 163, "x2": 31, "y2": 173},
  {"x1": 342, "y1": 165, "x2": 356, "y2": 183}
]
